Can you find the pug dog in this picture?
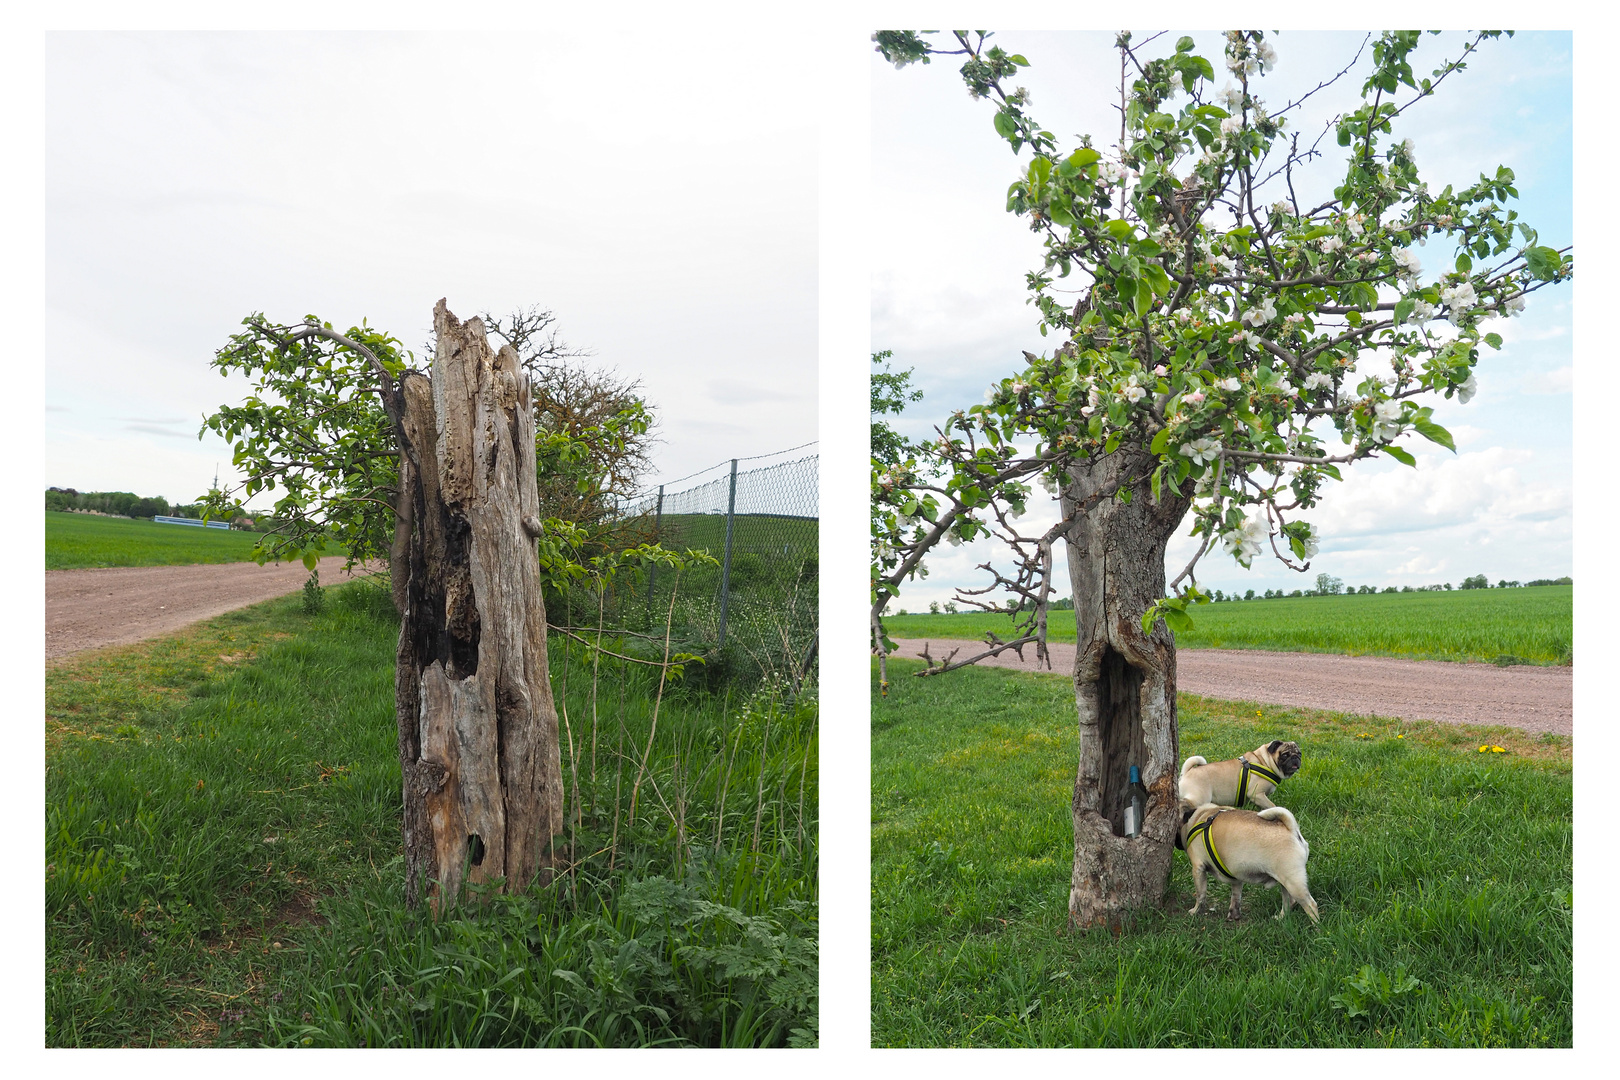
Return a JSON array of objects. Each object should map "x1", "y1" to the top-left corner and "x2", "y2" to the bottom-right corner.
[
  {"x1": 1178, "y1": 740, "x2": 1302, "y2": 810},
  {"x1": 1177, "y1": 800, "x2": 1319, "y2": 924}
]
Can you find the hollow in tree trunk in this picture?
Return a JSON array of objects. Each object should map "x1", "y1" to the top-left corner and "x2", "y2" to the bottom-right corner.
[
  {"x1": 1060, "y1": 446, "x2": 1192, "y2": 928},
  {"x1": 389, "y1": 300, "x2": 564, "y2": 911}
]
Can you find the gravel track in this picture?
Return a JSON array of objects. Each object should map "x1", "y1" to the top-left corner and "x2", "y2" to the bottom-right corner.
[
  {"x1": 890, "y1": 637, "x2": 1572, "y2": 736},
  {"x1": 46, "y1": 557, "x2": 377, "y2": 661}
]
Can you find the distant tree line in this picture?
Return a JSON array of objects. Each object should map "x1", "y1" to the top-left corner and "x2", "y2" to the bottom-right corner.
[
  {"x1": 47, "y1": 487, "x2": 206, "y2": 520},
  {"x1": 1202, "y1": 573, "x2": 1571, "y2": 601},
  {"x1": 891, "y1": 573, "x2": 1569, "y2": 615}
]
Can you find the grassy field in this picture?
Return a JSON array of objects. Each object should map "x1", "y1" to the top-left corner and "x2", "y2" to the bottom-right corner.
[
  {"x1": 47, "y1": 581, "x2": 818, "y2": 1047},
  {"x1": 47, "y1": 511, "x2": 271, "y2": 570},
  {"x1": 882, "y1": 584, "x2": 1573, "y2": 665},
  {"x1": 871, "y1": 659, "x2": 1571, "y2": 1047}
]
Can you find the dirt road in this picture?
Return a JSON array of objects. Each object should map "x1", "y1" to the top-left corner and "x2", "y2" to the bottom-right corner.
[
  {"x1": 46, "y1": 557, "x2": 376, "y2": 661},
  {"x1": 890, "y1": 638, "x2": 1572, "y2": 736}
]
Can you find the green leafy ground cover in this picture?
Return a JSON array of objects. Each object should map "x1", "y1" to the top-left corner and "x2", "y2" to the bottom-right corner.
[
  {"x1": 883, "y1": 584, "x2": 1572, "y2": 665},
  {"x1": 47, "y1": 582, "x2": 817, "y2": 1046},
  {"x1": 47, "y1": 510, "x2": 271, "y2": 570},
  {"x1": 871, "y1": 659, "x2": 1570, "y2": 1047}
]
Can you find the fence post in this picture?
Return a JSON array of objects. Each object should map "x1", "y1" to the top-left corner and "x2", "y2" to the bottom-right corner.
[
  {"x1": 718, "y1": 459, "x2": 737, "y2": 647},
  {"x1": 646, "y1": 484, "x2": 664, "y2": 621}
]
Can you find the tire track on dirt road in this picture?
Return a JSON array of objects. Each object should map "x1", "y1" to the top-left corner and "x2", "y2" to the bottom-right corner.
[
  {"x1": 47, "y1": 557, "x2": 378, "y2": 661},
  {"x1": 889, "y1": 637, "x2": 1572, "y2": 736}
]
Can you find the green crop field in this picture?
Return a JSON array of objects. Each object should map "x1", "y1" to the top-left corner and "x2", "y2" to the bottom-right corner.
[
  {"x1": 871, "y1": 659, "x2": 1570, "y2": 1047},
  {"x1": 882, "y1": 585, "x2": 1572, "y2": 665},
  {"x1": 47, "y1": 511, "x2": 272, "y2": 570}
]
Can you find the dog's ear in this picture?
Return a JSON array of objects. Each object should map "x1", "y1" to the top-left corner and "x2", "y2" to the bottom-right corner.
[{"x1": 1268, "y1": 739, "x2": 1283, "y2": 753}]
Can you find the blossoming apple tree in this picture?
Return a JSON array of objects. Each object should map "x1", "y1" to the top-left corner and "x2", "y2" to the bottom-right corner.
[{"x1": 871, "y1": 30, "x2": 1570, "y2": 927}]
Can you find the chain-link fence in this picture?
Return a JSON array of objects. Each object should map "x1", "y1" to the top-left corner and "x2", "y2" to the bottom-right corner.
[{"x1": 621, "y1": 446, "x2": 818, "y2": 689}]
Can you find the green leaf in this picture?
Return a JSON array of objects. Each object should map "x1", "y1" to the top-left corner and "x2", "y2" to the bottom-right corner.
[
  {"x1": 993, "y1": 110, "x2": 1017, "y2": 140},
  {"x1": 1412, "y1": 417, "x2": 1455, "y2": 452},
  {"x1": 1384, "y1": 444, "x2": 1417, "y2": 467},
  {"x1": 1393, "y1": 297, "x2": 1414, "y2": 325},
  {"x1": 1134, "y1": 279, "x2": 1154, "y2": 316},
  {"x1": 1105, "y1": 219, "x2": 1136, "y2": 241},
  {"x1": 1525, "y1": 245, "x2": 1563, "y2": 282},
  {"x1": 1454, "y1": 251, "x2": 1472, "y2": 273},
  {"x1": 1163, "y1": 606, "x2": 1194, "y2": 633},
  {"x1": 1149, "y1": 427, "x2": 1171, "y2": 455},
  {"x1": 1069, "y1": 147, "x2": 1100, "y2": 168},
  {"x1": 302, "y1": 549, "x2": 319, "y2": 570}
]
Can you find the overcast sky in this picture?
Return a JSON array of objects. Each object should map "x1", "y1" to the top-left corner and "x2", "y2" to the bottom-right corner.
[
  {"x1": 872, "y1": 30, "x2": 1573, "y2": 607},
  {"x1": 44, "y1": 30, "x2": 819, "y2": 511}
]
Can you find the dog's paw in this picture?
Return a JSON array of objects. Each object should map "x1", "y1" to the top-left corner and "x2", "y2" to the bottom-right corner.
[{"x1": 1186, "y1": 906, "x2": 1200, "y2": 917}]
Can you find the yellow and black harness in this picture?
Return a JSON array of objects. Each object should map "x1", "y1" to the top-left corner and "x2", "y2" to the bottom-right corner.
[
  {"x1": 1184, "y1": 810, "x2": 1237, "y2": 880},
  {"x1": 1235, "y1": 757, "x2": 1283, "y2": 806}
]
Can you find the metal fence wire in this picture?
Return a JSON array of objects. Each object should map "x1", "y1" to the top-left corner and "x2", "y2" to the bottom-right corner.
[{"x1": 622, "y1": 447, "x2": 818, "y2": 687}]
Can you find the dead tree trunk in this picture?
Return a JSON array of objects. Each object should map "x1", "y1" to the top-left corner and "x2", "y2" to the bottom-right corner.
[
  {"x1": 1060, "y1": 447, "x2": 1191, "y2": 928},
  {"x1": 390, "y1": 300, "x2": 564, "y2": 911}
]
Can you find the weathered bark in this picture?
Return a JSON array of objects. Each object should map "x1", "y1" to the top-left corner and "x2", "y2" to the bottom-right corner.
[
  {"x1": 1060, "y1": 446, "x2": 1192, "y2": 928},
  {"x1": 392, "y1": 300, "x2": 564, "y2": 910}
]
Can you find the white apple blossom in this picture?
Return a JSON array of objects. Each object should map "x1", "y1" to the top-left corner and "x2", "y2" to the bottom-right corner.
[
  {"x1": 1392, "y1": 247, "x2": 1422, "y2": 279},
  {"x1": 1304, "y1": 372, "x2": 1333, "y2": 391},
  {"x1": 1222, "y1": 514, "x2": 1269, "y2": 566},
  {"x1": 1299, "y1": 523, "x2": 1320, "y2": 559},
  {"x1": 1256, "y1": 39, "x2": 1277, "y2": 72},
  {"x1": 1320, "y1": 236, "x2": 1345, "y2": 254},
  {"x1": 1457, "y1": 372, "x2": 1478, "y2": 404},
  {"x1": 1505, "y1": 294, "x2": 1527, "y2": 317},
  {"x1": 1218, "y1": 377, "x2": 1241, "y2": 392},
  {"x1": 1218, "y1": 84, "x2": 1243, "y2": 111},
  {"x1": 1405, "y1": 298, "x2": 1435, "y2": 324},
  {"x1": 1345, "y1": 213, "x2": 1366, "y2": 239},
  {"x1": 1372, "y1": 399, "x2": 1405, "y2": 442},
  {"x1": 1220, "y1": 115, "x2": 1243, "y2": 136},
  {"x1": 1181, "y1": 389, "x2": 1206, "y2": 406},
  {"x1": 1439, "y1": 281, "x2": 1478, "y2": 325},
  {"x1": 1123, "y1": 384, "x2": 1146, "y2": 403},
  {"x1": 1241, "y1": 297, "x2": 1278, "y2": 326},
  {"x1": 1181, "y1": 436, "x2": 1221, "y2": 465}
]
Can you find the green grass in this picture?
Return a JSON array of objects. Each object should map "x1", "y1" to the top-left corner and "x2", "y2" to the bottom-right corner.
[
  {"x1": 871, "y1": 659, "x2": 1571, "y2": 1047},
  {"x1": 47, "y1": 510, "x2": 272, "y2": 570},
  {"x1": 883, "y1": 584, "x2": 1573, "y2": 665},
  {"x1": 46, "y1": 581, "x2": 817, "y2": 1047}
]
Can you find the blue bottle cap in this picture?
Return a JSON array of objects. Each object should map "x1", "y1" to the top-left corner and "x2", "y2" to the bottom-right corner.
[{"x1": 1129, "y1": 765, "x2": 1141, "y2": 783}]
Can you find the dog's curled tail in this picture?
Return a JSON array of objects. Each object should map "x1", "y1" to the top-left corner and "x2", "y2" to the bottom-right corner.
[
  {"x1": 1179, "y1": 756, "x2": 1208, "y2": 779},
  {"x1": 1257, "y1": 806, "x2": 1308, "y2": 852}
]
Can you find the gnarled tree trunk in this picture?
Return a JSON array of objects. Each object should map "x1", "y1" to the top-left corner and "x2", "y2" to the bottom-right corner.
[
  {"x1": 1060, "y1": 447, "x2": 1191, "y2": 928},
  {"x1": 390, "y1": 300, "x2": 564, "y2": 911}
]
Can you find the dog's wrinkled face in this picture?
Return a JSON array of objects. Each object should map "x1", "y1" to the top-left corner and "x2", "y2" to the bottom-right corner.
[{"x1": 1268, "y1": 739, "x2": 1303, "y2": 778}]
